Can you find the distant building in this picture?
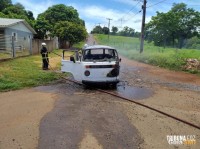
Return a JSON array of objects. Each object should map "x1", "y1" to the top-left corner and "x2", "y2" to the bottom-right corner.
[{"x1": 0, "y1": 18, "x2": 36, "y2": 55}]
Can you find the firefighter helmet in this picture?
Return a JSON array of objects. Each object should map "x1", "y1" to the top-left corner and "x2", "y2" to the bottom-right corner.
[{"x1": 41, "y1": 42, "x2": 46, "y2": 46}]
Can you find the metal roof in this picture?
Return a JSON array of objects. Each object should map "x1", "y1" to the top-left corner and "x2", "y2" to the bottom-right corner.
[
  {"x1": 0, "y1": 18, "x2": 36, "y2": 34},
  {"x1": 84, "y1": 45, "x2": 116, "y2": 50}
]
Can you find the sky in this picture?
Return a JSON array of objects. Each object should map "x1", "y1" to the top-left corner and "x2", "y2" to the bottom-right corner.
[{"x1": 12, "y1": 0, "x2": 200, "y2": 32}]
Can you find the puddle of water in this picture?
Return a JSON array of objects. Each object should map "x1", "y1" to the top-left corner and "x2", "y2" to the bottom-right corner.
[
  {"x1": 116, "y1": 85, "x2": 153, "y2": 100},
  {"x1": 35, "y1": 81, "x2": 153, "y2": 100}
]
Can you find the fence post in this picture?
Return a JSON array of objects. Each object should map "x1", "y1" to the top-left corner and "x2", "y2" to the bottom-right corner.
[
  {"x1": 29, "y1": 35, "x2": 32, "y2": 55},
  {"x1": 38, "y1": 40, "x2": 40, "y2": 54},
  {"x1": 11, "y1": 36, "x2": 15, "y2": 58}
]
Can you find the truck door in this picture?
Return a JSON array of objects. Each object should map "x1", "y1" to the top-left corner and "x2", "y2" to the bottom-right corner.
[{"x1": 61, "y1": 51, "x2": 82, "y2": 82}]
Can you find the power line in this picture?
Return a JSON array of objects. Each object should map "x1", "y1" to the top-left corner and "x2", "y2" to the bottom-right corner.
[
  {"x1": 119, "y1": 1, "x2": 141, "y2": 20},
  {"x1": 123, "y1": 10, "x2": 142, "y2": 23},
  {"x1": 146, "y1": 0, "x2": 168, "y2": 8},
  {"x1": 111, "y1": 1, "x2": 141, "y2": 25},
  {"x1": 109, "y1": 0, "x2": 144, "y2": 29}
]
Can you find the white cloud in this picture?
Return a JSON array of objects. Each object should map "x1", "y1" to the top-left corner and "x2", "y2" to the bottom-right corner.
[
  {"x1": 114, "y1": 15, "x2": 152, "y2": 32},
  {"x1": 178, "y1": 0, "x2": 200, "y2": 6},
  {"x1": 85, "y1": 22, "x2": 96, "y2": 33},
  {"x1": 13, "y1": 0, "x2": 147, "y2": 32},
  {"x1": 113, "y1": 0, "x2": 141, "y2": 6},
  {"x1": 13, "y1": 0, "x2": 55, "y2": 18},
  {"x1": 79, "y1": 6, "x2": 121, "y2": 21},
  {"x1": 78, "y1": 5, "x2": 145, "y2": 32}
]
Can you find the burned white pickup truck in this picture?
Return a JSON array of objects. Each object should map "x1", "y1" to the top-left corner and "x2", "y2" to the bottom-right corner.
[{"x1": 61, "y1": 45, "x2": 121, "y2": 86}]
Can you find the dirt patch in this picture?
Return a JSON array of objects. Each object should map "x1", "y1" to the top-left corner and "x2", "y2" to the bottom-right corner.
[
  {"x1": 120, "y1": 55, "x2": 200, "y2": 86},
  {"x1": 119, "y1": 56, "x2": 200, "y2": 149},
  {"x1": 0, "y1": 89, "x2": 56, "y2": 149},
  {"x1": 121, "y1": 88, "x2": 200, "y2": 149},
  {"x1": 79, "y1": 130, "x2": 103, "y2": 149}
]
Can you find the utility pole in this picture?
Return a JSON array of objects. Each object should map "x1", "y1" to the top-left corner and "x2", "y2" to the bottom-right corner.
[
  {"x1": 140, "y1": 0, "x2": 147, "y2": 53},
  {"x1": 119, "y1": 18, "x2": 124, "y2": 28},
  {"x1": 107, "y1": 18, "x2": 112, "y2": 41}
]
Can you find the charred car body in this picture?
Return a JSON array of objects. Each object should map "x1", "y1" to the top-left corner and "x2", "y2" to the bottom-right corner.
[{"x1": 61, "y1": 45, "x2": 120, "y2": 86}]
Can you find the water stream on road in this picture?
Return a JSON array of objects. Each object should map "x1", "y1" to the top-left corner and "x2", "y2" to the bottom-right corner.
[{"x1": 116, "y1": 84, "x2": 154, "y2": 100}]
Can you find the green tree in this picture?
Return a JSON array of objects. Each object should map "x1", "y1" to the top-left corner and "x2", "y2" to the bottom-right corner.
[
  {"x1": 54, "y1": 21, "x2": 87, "y2": 47},
  {"x1": 185, "y1": 36, "x2": 200, "y2": 49},
  {"x1": 14, "y1": 2, "x2": 25, "y2": 10},
  {"x1": 2, "y1": 5, "x2": 25, "y2": 16},
  {"x1": 119, "y1": 26, "x2": 135, "y2": 37},
  {"x1": 0, "y1": 0, "x2": 12, "y2": 11},
  {"x1": 34, "y1": 16, "x2": 52, "y2": 39},
  {"x1": 35, "y1": 4, "x2": 85, "y2": 39},
  {"x1": 1, "y1": 2, "x2": 35, "y2": 27},
  {"x1": 146, "y1": 11, "x2": 178, "y2": 47},
  {"x1": 102, "y1": 27, "x2": 109, "y2": 34},
  {"x1": 128, "y1": 28, "x2": 135, "y2": 37},
  {"x1": 171, "y1": 3, "x2": 200, "y2": 48},
  {"x1": 111, "y1": 26, "x2": 118, "y2": 35},
  {"x1": 145, "y1": 3, "x2": 200, "y2": 48},
  {"x1": 0, "y1": 12, "x2": 7, "y2": 18},
  {"x1": 26, "y1": 10, "x2": 35, "y2": 20},
  {"x1": 134, "y1": 32, "x2": 141, "y2": 38},
  {"x1": 91, "y1": 26, "x2": 103, "y2": 34},
  {"x1": 38, "y1": 4, "x2": 84, "y2": 28}
]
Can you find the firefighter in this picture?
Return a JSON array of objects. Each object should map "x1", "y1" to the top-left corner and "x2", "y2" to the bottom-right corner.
[
  {"x1": 40, "y1": 42, "x2": 49, "y2": 70},
  {"x1": 83, "y1": 43, "x2": 88, "y2": 49}
]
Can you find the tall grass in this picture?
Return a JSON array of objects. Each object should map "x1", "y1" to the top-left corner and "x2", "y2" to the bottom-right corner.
[
  {"x1": 73, "y1": 41, "x2": 85, "y2": 49},
  {"x1": 95, "y1": 34, "x2": 200, "y2": 73}
]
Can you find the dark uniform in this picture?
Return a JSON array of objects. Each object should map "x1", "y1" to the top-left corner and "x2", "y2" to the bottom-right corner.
[{"x1": 40, "y1": 46, "x2": 49, "y2": 70}]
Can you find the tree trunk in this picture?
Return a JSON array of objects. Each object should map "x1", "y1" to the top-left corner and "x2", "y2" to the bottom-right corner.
[
  {"x1": 172, "y1": 35, "x2": 175, "y2": 48},
  {"x1": 163, "y1": 36, "x2": 166, "y2": 49},
  {"x1": 59, "y1": 39, "x2": 70, "y2": 49},
  {"x1": 178, "y1": 36, "x2": 184, "y2": 49}
]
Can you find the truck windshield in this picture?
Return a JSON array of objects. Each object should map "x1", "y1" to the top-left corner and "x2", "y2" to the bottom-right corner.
[{"x1": 83, "y1": 49, "x2": 118, "y2": 62}]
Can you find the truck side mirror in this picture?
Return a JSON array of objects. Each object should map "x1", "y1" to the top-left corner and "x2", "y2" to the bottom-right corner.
[
  {"x1": 70, "y1": 56, "x2": 75, "y2": 63},
  {"x1": 119, "y1": 58, "x2": 122, "y2": 62}
]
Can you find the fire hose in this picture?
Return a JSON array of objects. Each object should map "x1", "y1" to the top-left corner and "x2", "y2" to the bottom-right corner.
[{"x1": 46, "y1": 53, "x2": 200, "y2": 130}]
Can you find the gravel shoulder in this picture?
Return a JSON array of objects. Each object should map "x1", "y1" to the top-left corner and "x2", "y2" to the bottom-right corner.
[{"x1": 119, "y1": 56, "x2": 200, "y2": 149}]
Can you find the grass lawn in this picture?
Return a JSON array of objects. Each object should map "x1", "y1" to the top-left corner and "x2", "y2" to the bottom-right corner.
[
  {"x1": 0, "y1": 52, "x2": 12, "y2": 59},
  {"x1": 0, "y1": 50, "x2": 30, "y2": 60},
  {"x1": 94, "y1": 34, "x2": 200, "y2": 74},
  {"x1": 73, "y1": 41, "x2": 85, "y2": 49},
  {"x1": 0, "y1": 49, "x2": 67, "y2": 92}
]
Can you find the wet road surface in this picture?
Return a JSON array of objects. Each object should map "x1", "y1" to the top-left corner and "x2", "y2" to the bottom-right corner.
[
  {"x1": 36, "y1": 61, "x2": 200, "y2": 149},
  {"x1": 37, "y1": 82, "x2": 143, "y2": 149},
  {"x1": 37, "y1": 35, "x2": 200, "y2": 148},
  {"x1": 1, "y1": 34, "x2": 200, "y2": 149},
  {"x1": 1, "y1": 53, "x2": 199, "y2": 149}
]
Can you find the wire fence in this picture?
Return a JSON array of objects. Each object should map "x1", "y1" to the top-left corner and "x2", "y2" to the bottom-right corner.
[
  {"x1": 0, "y1": 34, "x2": 12, "y2": 59},
  {"x1": 0, "y1": 34, "x2": 31, "y2": 60}
]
